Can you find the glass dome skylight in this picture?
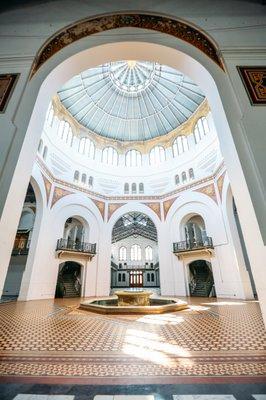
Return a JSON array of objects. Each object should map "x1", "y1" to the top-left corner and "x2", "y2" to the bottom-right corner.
[{"x1": 58, "y1": 60, "x2": 205, "y2": 142}]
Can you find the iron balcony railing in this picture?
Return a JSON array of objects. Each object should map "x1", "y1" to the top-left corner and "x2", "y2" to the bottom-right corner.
[
  {"x1": 12, "y1": 238, "x2": 31, "y2": 256},
  {"x1": 56, "y1": 238, "x2": 96, "y2": 254},
  {"x1": 173, "y1": 237, "x2": 213, "y2": 253}
]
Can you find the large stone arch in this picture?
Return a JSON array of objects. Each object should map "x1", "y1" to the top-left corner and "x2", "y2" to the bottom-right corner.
[{"x1": 0, "y1": 17, "x2": 264, "y2": 319}]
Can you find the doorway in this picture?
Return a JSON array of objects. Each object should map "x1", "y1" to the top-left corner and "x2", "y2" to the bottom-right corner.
[
  {"x1": 55, "y1": 261, "x2": 82, "y2": 298},
  {"x1": 188, "y1": 260, "x2": 215, "y2": 297}
]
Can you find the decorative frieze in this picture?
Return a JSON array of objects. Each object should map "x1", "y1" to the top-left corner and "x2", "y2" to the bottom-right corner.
[{"x1": 31, "y1": 13, "x2": 223, "y2": 78}]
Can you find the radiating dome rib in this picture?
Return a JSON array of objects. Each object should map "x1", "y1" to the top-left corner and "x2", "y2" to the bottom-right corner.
[{"x1": 58, "y1": 61, "x2": 205, "y2": 141}]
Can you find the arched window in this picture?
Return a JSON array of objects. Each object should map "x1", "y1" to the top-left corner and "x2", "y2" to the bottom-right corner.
[
  {"x1": 62, "y1": 122, "x2": 73, "y2": 145},
  {"x1": 119, "y1": 246, "x2": 127, "y2": 261},
  {"x1": 182, "y1": 171, "x2": 187, "y2": 183},
  {"x1": 125, "y1": 149, "x2": 142, "y2": 167},
  {"x1": 172, "y1": 136, "x2": 189, "y2": 157},
  {"x1": 46, "y1": 103, "x2": 54, "y2": 126},
  {"x1": 131, "y1": 244, "x2": 141, "y2": 261},
  {"x1": 145, "y1": 246, "x2": 153, "y2": 261},
  {"x1": 147, "y1": 273, "x2": 150, "y2": 282},
  {"x1": 88, "y1": 176, "x2": 93, "y2": 187},
  {"x1": 194, "y1": 116, "x2": 209, "y2": 144},
  {"x1": 122, "y1": 273, "x2": 126, "y2": 282},
  {"x1": 151, "y1": 273, "x2": 155, "y2": 282},
  {"x1": 118, "y1": 273, "x2": 121, "y2": 282},
  {"x1": 149, "y1": 146, "x2": 166, "y2": 166},
  {"x1": 42, "y1": 146, "x2": 48, "y2": 160},
  {"x1": 175, "y1": 174, "x2": 180, "y2": 185},
  {"x1": 58, "y1": 120, "x2": 65, "y2": 138},
  {"x1": 102, "y1": 147, "x2": 118, "y2": 166},
  {"x1": 74, "y1": 170, "x2": 79, "y2": 182},
  {"x1": 81, "y1": 173, "x2": 86, "y2": 185},
  {"x1": 132, "y1": 183, "x2": 137, "y2": 194},
  {"x1": 189, "y1": 168, "x2": 194, "y2": 180},
  {"x1": 124, "y1": 183, "x2": 129, "y2": 194},
  {"x1": 38, "y1": 139, "x2": 43, "y2": 153},
  {"x1": 79, "y1": 138, "x2": 95, "y2": 158},
  {"x1": 139, "y1": 183, "x2": 144, "y2": 194}
]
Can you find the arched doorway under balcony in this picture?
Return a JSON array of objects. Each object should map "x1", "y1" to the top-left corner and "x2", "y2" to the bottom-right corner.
[
  {"x1": 188, "y1": 260, "x2": 215, "y2": 297},
  {"x1": 55, "y1": 261, "x2": 82, "y2": 298}
]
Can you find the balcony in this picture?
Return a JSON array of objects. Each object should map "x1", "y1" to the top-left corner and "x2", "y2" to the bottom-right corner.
[
  {"x1": 12, "y1": 239, "x2": 31, "y2": 256},
  {"x1": 56, "y1": 239, "x2": 96, "y2": 260},
  {"x1": 173, "y1": 237, "x2": 214, "y2": 258}
]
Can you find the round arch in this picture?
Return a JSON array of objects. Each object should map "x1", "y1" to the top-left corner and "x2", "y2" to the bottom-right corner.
[
  {"x1": 107, "y1": 202, "x2": 161, "y2": 238},
  {"x1": 0, "y1": 17, "x2": 264, "y2": 319}
]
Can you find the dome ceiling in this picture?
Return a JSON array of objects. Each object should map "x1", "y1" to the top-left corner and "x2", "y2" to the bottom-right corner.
[{"x1": 58, "y1": 61, "x2": 205, "y2": 142}]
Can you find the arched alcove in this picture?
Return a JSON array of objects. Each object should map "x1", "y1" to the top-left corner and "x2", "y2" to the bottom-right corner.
[{"x1": 110, "y1": 212, "x2": 160, "y2": 292}]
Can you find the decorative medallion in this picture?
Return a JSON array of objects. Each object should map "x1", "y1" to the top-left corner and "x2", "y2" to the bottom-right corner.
[
  {"x1": 91, "y1": 198, "x2": 105, "y2": 220},
  {"x1": 196, "y1": 183, "x2": 217, "y2": 203},
  {"x1": 108, "y1": 203, "x2": 126, "y2": 221},
  {"x1": 142, "y1": 202, "x2": 161, "y2": 220},
  {"x1": 31, "y1": 13, "x2": 223, "y2": 77},
  {"x1": 163, "y1": 197, "x2": 178, "y2": 220},
  {"x1": 0, "y1": 74, "x2": 19, "y2": 112},
  {"x1": 41, "y1": 173, "x2": 52, "y2": 205},
  {"x1": 217, "y1": 171, "x2": 226, "y2": 200},
  {"x1": 51, "y1": 187, "x2": 73, "y2": 208},
  {"x1": 238, "y1": 66, "x2": 266, "y2": 105}
]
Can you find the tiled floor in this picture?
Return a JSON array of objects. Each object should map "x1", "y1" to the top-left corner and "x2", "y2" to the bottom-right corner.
[{"x1": 0, "y1": 297, "x2": 265, "y2": 384}]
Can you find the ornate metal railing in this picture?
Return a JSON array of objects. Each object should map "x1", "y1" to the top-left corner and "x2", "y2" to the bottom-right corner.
[
  {"x1": 56, "y1": 239, "x2": 96, "y2": 254},
  {"x1": 173, "y1": 237, "x2": 213, "y2": 253},
  {"x1": 12, "y1": 238, "x2": 31, "y2": 256}
]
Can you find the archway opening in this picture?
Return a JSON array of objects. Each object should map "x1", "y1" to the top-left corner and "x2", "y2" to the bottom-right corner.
[
  {"x1": 188, "y1": 260, "x2": 215, "y2": 297},
  {"x1": 110, "y1": 212, "x2": 160, "y2": 293},
  {"x1": 184, "y1": 215, "x2": 208, "y2": 248},
  {"x1": 62, "y1": 217, "x2": 85, "y2": 251},
  {"x1": 2, "y1": 183, "x2": 36, "y2": 301},
  {"x1": 55, "y1": 261, "x2": 82, "y2": 298}
]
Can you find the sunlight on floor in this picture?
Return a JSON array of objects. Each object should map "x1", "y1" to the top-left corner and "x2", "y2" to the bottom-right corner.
[
  {"x1": 202, "y1": 301, "x2": 246, "y2": 306},
  {"x1": 122, "y1": 327, "x2": 191, "y2": 367},
  {"x1": 136, "y1": 313, "x2": 185, "y2": 325}
]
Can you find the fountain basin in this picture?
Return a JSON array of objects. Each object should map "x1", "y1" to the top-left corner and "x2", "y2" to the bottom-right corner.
[
  {"x1": 115, "y1": 290, "x2": 153, "y2": 306},
  {"x1": 79, "y1": 296, "x2": 188, "y2": 314}
]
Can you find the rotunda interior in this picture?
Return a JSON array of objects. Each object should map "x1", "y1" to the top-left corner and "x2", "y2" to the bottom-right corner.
[{"x1": 0, "y1": 2, "x2": 266, "y2": 393}]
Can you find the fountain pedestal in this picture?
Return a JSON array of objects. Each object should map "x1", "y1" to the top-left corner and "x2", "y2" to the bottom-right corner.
[{"x1": 115, "y1": 290, "x2": 153, "y2": 306}]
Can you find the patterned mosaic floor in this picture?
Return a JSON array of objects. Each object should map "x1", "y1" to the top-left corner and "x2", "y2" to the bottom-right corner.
[{"x1": 0, "y1": 297, "x2": 265, "y2": 384}]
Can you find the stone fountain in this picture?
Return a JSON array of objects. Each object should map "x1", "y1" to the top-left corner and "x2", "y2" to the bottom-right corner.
[
  {"x1": 79, "y1": 289, "x2": 188, "y2": 314},
  {"x1": 115, "y1": 290, "x2": 153, "y2": 306}
]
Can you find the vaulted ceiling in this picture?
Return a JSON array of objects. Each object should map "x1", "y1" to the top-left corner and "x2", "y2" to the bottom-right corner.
[
  {"x1": 58, "y1": 60, "x2": 205, "y2": 142},
  {"x1": 112, "y1": 212, "x2": 157, "y2": 243}
]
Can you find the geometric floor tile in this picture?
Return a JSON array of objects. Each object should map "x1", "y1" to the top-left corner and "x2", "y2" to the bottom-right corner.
[
  {"x1": 13, "y1": 396, "x2": 75, "y2": 399},
  {"x1": 95, "y1": 397, "x2": 154, "y2": 400},
  {"x1": 173, "y1": 396, "x2": 237, "y2": 400},
  {"x1": 0, "y1": 297, "x2": 265, "y2": 382}
]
